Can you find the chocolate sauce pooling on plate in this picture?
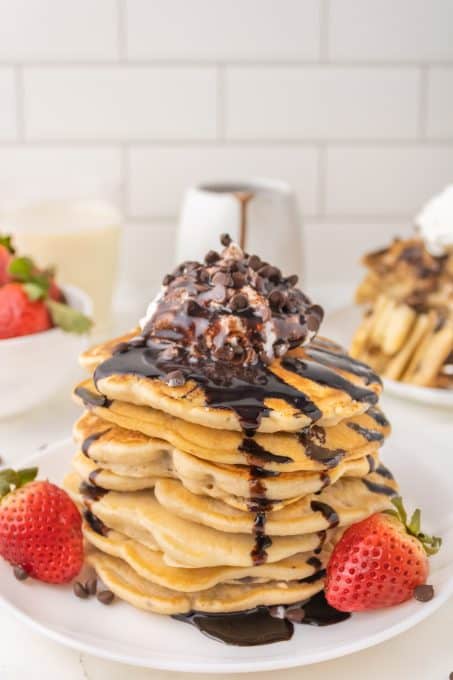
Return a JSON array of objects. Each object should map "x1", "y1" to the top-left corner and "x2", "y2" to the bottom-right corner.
[{"x1": 174, "y1": 589, "x2": 350, "y2": 646}]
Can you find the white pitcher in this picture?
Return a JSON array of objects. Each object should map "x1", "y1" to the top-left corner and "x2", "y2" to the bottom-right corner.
[{"x1": 176, "y1": 178, "x2": 303, "y2": 280}]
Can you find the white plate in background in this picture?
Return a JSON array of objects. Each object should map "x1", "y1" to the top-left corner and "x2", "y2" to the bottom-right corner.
[
  {"x1": 0, "y1": 438, "x2": 451, "y2": 673},
  {"x1": 325, "y1": 305, "x2": 453, "y2": 409}
]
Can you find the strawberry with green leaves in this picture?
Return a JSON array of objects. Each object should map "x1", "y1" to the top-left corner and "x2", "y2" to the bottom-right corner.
[
  {"x1": 0, "y1": 233, "x2": 92, "y2": 338},
  {"x1": 325, "y1": 497, "x2": 441, "y2": 612},
  {"x1": 0, "y1": 468, "x2": 84, "y2": 584}
]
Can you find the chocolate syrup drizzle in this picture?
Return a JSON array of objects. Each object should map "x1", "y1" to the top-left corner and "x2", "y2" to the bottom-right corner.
[
  {"x1": 174, "y1": 589, "x2": 350, "y2": 646},
  {"x1": 310, "y1": 501, "x2": 340, "y2": 528},
  {"x1": 298, "y1": 425, "x2": 345, "y2": 468},
  {"x1": 362, "y1": 464, "x2": 396, "y2": 496},
  {"x1": 74, "y1": 385, "x2": 112, "y2": 409},
  {"x1": 347, "y1": 422, "x2": 384, "y2": 442},
  {"x1": 81, "y1": 429, "x2": 111, "y2": 456}
]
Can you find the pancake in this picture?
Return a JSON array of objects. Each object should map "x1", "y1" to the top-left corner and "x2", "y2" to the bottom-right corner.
[
  {"x1": 84, "y1": 524, "x2": 334, "y2": 592},
  {"x1": 73, "y1": 389, "x2": 389, "y2": 473},
  {"x1": 87, "y1": 550, "x2": 326, "y2": 615},
  {"x1": 71, "y1": 446, "x2": 380, "y2": 500},
  {"x1": 64, "y1": 472, "x2": 325, "y2": 567},
  {"x1": 86, "y1": 336, "x2": 382, "y2": 434},
  {"x1": 154, "y1": 470, "x2": 397, "y2": 536}
]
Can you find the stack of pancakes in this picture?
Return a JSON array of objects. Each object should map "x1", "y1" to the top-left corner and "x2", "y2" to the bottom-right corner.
[
  {"x1": 64, "y1": 238, "x2": 398, "y2": 624},
  {"x1": 352, "y1": 238, "x2": 453, "y2": 387}
]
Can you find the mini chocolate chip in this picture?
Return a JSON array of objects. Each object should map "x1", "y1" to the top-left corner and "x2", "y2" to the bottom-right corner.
[
  {"x1": 267, "y1": 266, "x2": 281, "y2": 283},
  {"x1": 205, "y1": 249, "x2": 220, "y2": 264},
  {"x1": 268, "y1": 289, "x2": 285, "y2": 310},
  {"x1": 13, "y1": 565, "x2": 28, "y2": 581},
  {"x1": 254, "y1": 275, "x2": 267, "y2": 294},
  {"x1": 258, "y1": 264, "x2": 273, "y2": 278},
  {"x1": 198, "y1": 269, "x2": 210, "y2": 283},
  {"x1": 230, "y1": 293, "x2": 248, "y2": 311},
  {"x1": 212, "y1": 271, "x2": 232, "y2": 287},
  {"x1": 186, "y1": 299, "x2": 206, "y2": 316},
  {"x1": 162, "y1": 273, "x2": 174, "y2": 286},
  {"x1": 85, "y1": 578, "x2": 98, "y2": 596},
  {"x1": 97, "y1": 590, "x2": 115, "y2": 605},
  {"x1": 165, "y1": 370, "x2": 186, "y2": 387},
  {"x1": 413, "y1": 584, "x2": 434, "y2": 602},
  {"x1": 73, "y1": 582, "x2": 89, "y2": 599},
  {"x1": 286, "y1": 274, "x2": 299, "y2": 286},
  {"x1": 232, "y1": 271, "x2": 246, "y2": 288},
  {"x1": 248, "y1": 255, "x2": 262, "y2": 271},
  {"x1": 286, "y1": 607, "x2": 305, "y2": 623},
  {"x1": 220, "y1": 233, "x2": 232, "y2": 246}
]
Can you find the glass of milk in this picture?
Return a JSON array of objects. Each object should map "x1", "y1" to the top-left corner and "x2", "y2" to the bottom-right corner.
[{"x1": 0, "y1": 198, "x2": 121, "y2": 334}]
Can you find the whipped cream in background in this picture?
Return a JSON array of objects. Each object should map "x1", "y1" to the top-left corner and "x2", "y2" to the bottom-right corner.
[{"x1": 415, "y1": 185, "x2": 453, "y2": 256}]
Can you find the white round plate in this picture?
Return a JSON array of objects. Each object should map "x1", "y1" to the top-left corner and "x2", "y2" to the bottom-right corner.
[
  {"x1": 0, "y1": 438, "x2": 452, "y2": 673},
  {"x1": 325, "y1": 305, "x2": 453, "y2": 408}
]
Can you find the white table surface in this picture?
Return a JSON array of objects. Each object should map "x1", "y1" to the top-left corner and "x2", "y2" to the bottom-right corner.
[{"x1": 1, "y1": 313, "x2": 452, "y2": 680}]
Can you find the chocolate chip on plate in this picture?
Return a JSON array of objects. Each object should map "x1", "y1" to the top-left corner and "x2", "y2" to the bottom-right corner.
[
  {"x1": 13, "y1": 565, "x2": 29, "y2": 581},
  {"x1": 97, "y1": 590, "x2": 115, "y2": 605},
  {"x1": 413, "y1": 584, "x2": 434, "y2": 602},
  {"x1": 73, "y1": 581, "x2": 89, "y2": 599},
  {"x1": 85, "y1": 578, "x2": 98, "y2": 596}
]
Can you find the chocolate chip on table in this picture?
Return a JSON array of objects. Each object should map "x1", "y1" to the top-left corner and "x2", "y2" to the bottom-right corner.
[
  {"x1": 413, "y1": 584, "x2": 434, "y2": 602},
  {"x1": 220, "y1": 233, "x2": 232, "y2": 247},
  {"x1": 205, "y1": 249, "x2": 220, "y2": 265},
  {"x1": 13, "y1": 565, "x2": 28, "y2": 581},
  {"x1": 165, "y1": 370, "x2": 186, "y2": 387},
  {"x1": 85, "y1": 578, "x2": 98, "y2": 596},
  {"x1": 73, "y1": 581, "x2": 89, "y2": 599},
  {"x1": 97, "y1": 590, "x2": 115, "y2": 605}
]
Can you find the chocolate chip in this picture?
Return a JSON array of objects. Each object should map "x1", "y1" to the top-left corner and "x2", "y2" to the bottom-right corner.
[
  {"x1": 267, "y1": 266, "x2": 281, "y2": 283},
  {"x1": 85, "y1": 578, "x2": 98, "y2": 596},
  {"x1": 162, "y1": 273, "x2": 174, "y2": 286},
  {"x1": 212, "y1": 271, "x2": 232, "y2": 287},
  {"x1": 73, "y1": 582, "x2": 89, "y2": 599},
  {"x1": 205, "y1": 249, "x2": 220, "y2": 265},
  {"x1": 220, "y1": 233, "x2": 232, "y2": 247},
  {"x1": 198, "y1": 268, "x2": 210, "y2": 283},
  {"x1": 97, "y1": 590, "x2": 115, "y2": 605},
  {"x1": 248, "y1": 255, "x2": 262, "y2": 271},
  {"x1": 230, "y1": 293, "x2": 248, "y2": 311},
  {"x1": 413, "y1": 584, "x2": 434, "y2": 602},
  {"x1": 232, "y1": 271, "x2": 246, "y2": 288},
  {"x1": 286, "y1": 274, "x2": 299, "y2": 286},
  {"x1": 268, "y1": 289, "x2": 285, "y2": 310},
  {"x1": 13, "y1": 565, "x2": 28, "y2": 581},
  {"x1": 449, "y1": 673, "x2": 453, "y2": 680},
  {"x1": 286, "y1": 606, "x2": 305, "y2": 623},
  {"x1": 165, "y1": 370, "x2": 186, "y2": 387},
  {"x1": 258, "y1": 264, "x2": 273, "y2": 278},
  {"x1": 186, "y1": 299, "x2": 206, "y2": 316}
]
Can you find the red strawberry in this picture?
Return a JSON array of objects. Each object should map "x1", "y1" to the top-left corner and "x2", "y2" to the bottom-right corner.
[
  {"x1": 0, "y1": 469, "x2": 84, "y2": 584},
  {"x1": 325, "y1": 498, "x2": 441, "y2": 612},
  {"x1": 0, "y1": 282, "x2": 52, "y2": 339},
  {"x1": 0, "y1": 244, "x2": 13, "y2": 286}
]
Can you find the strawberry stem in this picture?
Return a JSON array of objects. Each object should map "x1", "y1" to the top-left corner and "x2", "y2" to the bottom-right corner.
[
  {"x1": 0, "y1": 468, "x2": 38, "y2": 500},
  {"x1": 386, "y1": 496, "x2": 442, "y2": 557}
]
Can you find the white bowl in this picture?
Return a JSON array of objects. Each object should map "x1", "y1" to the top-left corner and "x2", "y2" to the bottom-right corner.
[{"x1": 0, "y1": 284, "x2": 93, "y2": 419}]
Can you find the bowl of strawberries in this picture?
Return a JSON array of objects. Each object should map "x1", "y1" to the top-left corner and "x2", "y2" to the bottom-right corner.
[{"x1": 0, "y1": 234, "x2": 93, "y2": 418}]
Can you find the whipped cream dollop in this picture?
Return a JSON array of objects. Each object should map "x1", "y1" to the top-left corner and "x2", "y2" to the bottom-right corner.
[
  {"x1": 139, "y1": 235, "x2": 323, "y2": 366},
  {"x1": 416, "y1": 185, "x2": 453, "y2": 256}
]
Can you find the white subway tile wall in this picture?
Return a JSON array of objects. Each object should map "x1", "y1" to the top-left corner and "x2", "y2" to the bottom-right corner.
[{"x1": 0, "y1": 0, "x2": 452, "y2": 294}]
